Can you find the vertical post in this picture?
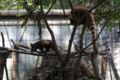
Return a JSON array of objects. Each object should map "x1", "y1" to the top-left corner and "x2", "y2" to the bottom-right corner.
[
  {"x1": 101, "y1": 57, "x2": 107, "y2": 79},
  {"x1": 0, "y1": 51, "x2": 9, "y2": 80},
  {"x1": 0, "y1": 32, "x2": 10, "y2": 80},
  {"x1": 12, "y1": 46, "x2": 19, "y2": 80},
  {"x1": 1, "y1": 32, "x2": 9, "y2": 80},
  {"x1": 0, "y1": 53, "x2": 6, "y2": 80}
]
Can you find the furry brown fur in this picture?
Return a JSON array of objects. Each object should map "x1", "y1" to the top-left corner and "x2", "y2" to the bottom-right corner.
[{"x1": 30, "y1": 40, "x2": 54, "y2": 53}]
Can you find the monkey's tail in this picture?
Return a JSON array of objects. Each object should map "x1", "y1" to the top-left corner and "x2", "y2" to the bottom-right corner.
[
  {"x1": 89, "y1": 13, "x2": 98, "y2": 53},
  {"x1": 89, "y1": 13, "x2": 102, "y2": 79}
]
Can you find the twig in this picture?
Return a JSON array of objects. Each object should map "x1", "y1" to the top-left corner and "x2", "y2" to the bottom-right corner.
[
  {"x1": 59, "y1": 0, "x2": 66, "y2": 17},
  {"x1": 95, "y1": 19, "x2": 110, "y2": 41},
  {"x1": 45, "y1": 0, "x2": 57, "y2": 15},
  {"x1": 15, "y1": 43, "x2": 29, "y2": 49},
  {"x1": 99, "y1": 48, "x2": 110, "y2": 53},
  {"x1": 83, "y1": 50, "x2": 108, "y2": 55},
  {"x1": 87, "y1": 43, "x2": 107, "y2": 50},
  {"x1": 11, "y1": 39, "x2": 27, "y2": 51}
]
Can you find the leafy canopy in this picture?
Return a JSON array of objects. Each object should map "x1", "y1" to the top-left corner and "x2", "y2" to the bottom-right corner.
[{"x1": 0, "y1": 0, "x2": 120, "y2": 30}]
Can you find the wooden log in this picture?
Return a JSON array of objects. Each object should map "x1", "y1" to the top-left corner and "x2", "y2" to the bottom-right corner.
[
  {"x1": 79, "y1": 58, "x2": 95, "y2": 78},
  {"x1": 101, "y1": 57, "x2": 107, "y2": 79},
  {"x1": 0, "y1": 32, "x2": 10, "y2": 80},
  {"x1": 0, "y1": 53, "x2": 6, "y2": 80},
  {"x1": 12, "y1": 46, "x2": 19, "y2": 80},
  {"x1": 0, "y1": 46, "x2": 44, "y2": 56}
]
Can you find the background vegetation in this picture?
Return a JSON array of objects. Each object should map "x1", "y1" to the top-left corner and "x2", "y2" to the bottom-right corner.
[{"x1": 0, "y1": 0, "x2": 120, "y2": 30}]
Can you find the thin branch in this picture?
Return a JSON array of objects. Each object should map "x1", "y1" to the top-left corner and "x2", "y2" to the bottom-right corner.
[
  {"x1": 45, "y1": 0, "x2": 57, "y2": 15},
  {"x1": 99, "y1": 48, "x2": 110, "y2": 53},
  {"x1": 40, "y1": 0, "x2": 63, "y2": 62},
  {"x1": 59, "y1": 0, "x2": 66, "y2": 17},
  {"x1": 83, "y1": 49, "x2": 109, "y2": 55},
  {"x1": 15, "y1": 43, "x2": 29, "y2": 49},
  {"x1": 87, "y1": 42, "x2": 107, "y2": 50},
  {"x1": 96, "y1": 19, "x2": 110, "y2": 41},
  {"x1": 0, "y1": 47, "x2": 44, "y2": 56},
  {"x1": 11, "y1": 39, "x2": 27, "y2": 51}
]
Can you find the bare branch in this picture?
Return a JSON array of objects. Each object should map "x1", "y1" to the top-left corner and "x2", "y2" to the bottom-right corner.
[
  {"x1": 40, "y1": 0, "x2": 63, "y2": 62},
  {"x1": 59, "y1": 0, "x2": 66, "y2": 17},
  {"x1": 45, "y1": 0, "x2": 57, "y2": 15},
  {"x1": 11, "y1": 39, "x2": 27, "y2": 51},
  {"x1": 0, "y1": 46, "x2": 44, "y2": 56},
  {"x1": 87, "y1": 43, "x2": 107, "y2": 50}
]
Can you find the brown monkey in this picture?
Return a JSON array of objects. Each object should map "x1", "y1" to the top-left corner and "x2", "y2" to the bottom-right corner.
[
  {"x1": 69, "y1": 6, "x2": 96, "y2": 40},
  {"x1": 70, "y1": 7, "x2": 102, "y2": 79},
  {"x1": 30, "y1": 40, "x2": 55, "y2": 53}
]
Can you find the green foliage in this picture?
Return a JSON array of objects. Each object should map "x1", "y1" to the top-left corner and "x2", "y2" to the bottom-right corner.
[
  {"x1": 94, "y1": 0, "x2": 120, "y2": 30},
  {"x1": 1, "y1": 0, "x2": 120, "y2": 31},
  {"x1": 16, "y1": 14, "x2": 22, "y2": 17},
  {"x1": 78, "y1": 26, "x2": 89, "y2": 33},
  {"x1": 18, "y1": 0, "x2": 24, "y2": 3},
  {"x1": 42, "y1": 0, "x2": 70, "y2": 9},
  {"x1": 89, "y1": 78, "x2": 95, "y2": 80},
  {"x1": 0, "y1": 0, "x2": 22, "y2": 10}
]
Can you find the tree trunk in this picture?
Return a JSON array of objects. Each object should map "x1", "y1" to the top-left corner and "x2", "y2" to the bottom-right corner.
[
  {"x1": 101, "y1": 57, "x2": 107, "y2": 79},
  {"x1": 12, "y1": 47, "x2": 19, "y2": 80},
  {"x1": 0, "y1": 53, "x2": 6, "y2": 80}
]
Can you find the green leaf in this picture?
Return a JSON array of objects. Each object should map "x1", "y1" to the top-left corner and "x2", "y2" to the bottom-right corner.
[
  {"x1": 19, "y1": 0, "x2": 24, "y2": 3},
  {"x1": 117, "y1": 18, "x2": 120, "y2": 22},
  {"x1": 16, "y1": 14, "x2": 22, "y2": 17},
  {"x1": 17, "y1": 6, "x2": 23, "y2": 9}
]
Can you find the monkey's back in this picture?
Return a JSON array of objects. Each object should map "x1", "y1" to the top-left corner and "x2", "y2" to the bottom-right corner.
[
  {"x1": 70, "y1": 6, "x2": 91, "y2": 24},
  {"x1": 35, "y1": 40, "x2": 52, "y2": 47}
]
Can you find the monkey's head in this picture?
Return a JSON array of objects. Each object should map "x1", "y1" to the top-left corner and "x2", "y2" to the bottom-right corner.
[
  {"x1": 69, "y1": 11, "x2": 76, "y2": 25},
  {"x1": 70, "y1": 18, "x2": 75, "y2": 25},
  {"x1": 30, "y1": 43, "x2": 37, "y2": 52}
]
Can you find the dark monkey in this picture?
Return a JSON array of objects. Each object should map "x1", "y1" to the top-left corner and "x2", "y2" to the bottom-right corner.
[
  {"x1": 30, "y1": 40, "x2": 55, "y2": 53},
  {"x1": 69, "y1": 6, "x2": 96, "y2": 40}
]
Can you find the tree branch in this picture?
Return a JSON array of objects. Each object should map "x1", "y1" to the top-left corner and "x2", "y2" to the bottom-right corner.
[
  {"x1": 40, "y1": 0, "x2": 63, "y2": 62},
  {"x1": 71, "y1": 13, "x2": 109, "y2": 57},
  {"x1": 45, "y1": 0, "x2": 57, "y2": 15}
]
